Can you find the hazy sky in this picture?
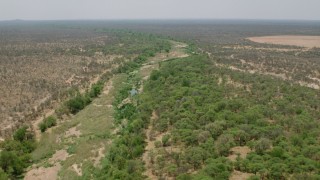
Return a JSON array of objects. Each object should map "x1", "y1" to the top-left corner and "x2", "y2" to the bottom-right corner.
[{"x1": 1, "y1": 0, "x2": 320, "y2": 21}]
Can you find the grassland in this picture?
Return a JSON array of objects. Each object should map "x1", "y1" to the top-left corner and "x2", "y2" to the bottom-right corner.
[{"x1": 25, "y1": 75, "x2": 123, "y2": 179}]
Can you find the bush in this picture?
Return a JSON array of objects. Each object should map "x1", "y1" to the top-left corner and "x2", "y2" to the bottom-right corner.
[
  {"x1": 39, "y1": 123, "x2": 47, "y2": 133},
  {"x1": 39, "y1": 116, "x2": 57, "y2": 133},
  {"x1": 13, "y1": 126, "x2": 27, "y2": 142},
  {"x1": 89, "y1": 82, "x2": 104, "y2": 98},
  {"x1": 66, "y1": 94, "x2": 92, "y2": 114},
  {"x1": 162, "y1": 134, "x2": 171, "y2": 147},
  {"x1": 0, "y1": 151, "x2": 24, "y2": 176}
]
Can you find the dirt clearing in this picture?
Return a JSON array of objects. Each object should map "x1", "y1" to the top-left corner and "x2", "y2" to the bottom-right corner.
[
  {"x1": 229, "y1": 170, "x2": 254, "y2": 180},
  {"x1": 25, "y1": 150, "x2": 70, "y2": 180},
  {"x1": 227, "y1": 146, "x2": 252, "y2": 161},
  {"x1": 248, "y1": 35, "x2": 320, "y2": 48}
]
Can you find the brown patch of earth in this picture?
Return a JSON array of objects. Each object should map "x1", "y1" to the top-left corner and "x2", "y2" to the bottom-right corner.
[
  {"x1": 71, "y1": 163, "x2": 82, "y2": 176},
  {"x1": 25, "y1": 150, "x2": 70, "y2": 180},
  {"x1": 91, "y1": 143, "x2": 107, "y2": 167},
  {"x1": 25, "y1": 164, "x2": 61, "y2": 180},
  {"x1": 49, "y1": 149, "x2": 70, "y2": 163},
  {"x1": 229, "y1": 170, "x2": 254, "y2": 180},
  {"x1": 228, "y1": 146, "x2": 252, "y2": 161},
  {"x1": 65, "y1": 126, "x2": 82, "y2": 138},
  {"x1": 103, "y1": 80, "x2": 113, "y2": 95},
  {"x1": 142, "y1": 111, "x2": 162, "y2": 180},
  {"x1": 248, "y1": 36, "x2": 320, "y2": 48}
]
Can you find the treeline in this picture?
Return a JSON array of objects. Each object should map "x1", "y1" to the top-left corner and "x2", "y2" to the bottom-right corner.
[
  {"x1": 66, "y1": 82, "x2": 104, "y2": 114},
  {"x1": 0, "y1": 127, "x2": 36, "y2": 179},
  {"x1": 72, "y1": 29, "x2": 172, "y2": 57}
]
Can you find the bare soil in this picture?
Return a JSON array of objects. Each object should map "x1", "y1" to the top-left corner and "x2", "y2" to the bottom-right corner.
[
  {"x1": 64, "y1": 126, "x2": 82, "y2": 138},
  {"x1": 227, "y1": 146, "x2": 252, "y2": 161},
  {"x1": 71, "y1": 163, "x2": 83, "y2": 176},
  {"x1": 142, "y1": 111, "x2": 160, "y2": 180},
  {"x1": 24, "y1": 164, "x2": 61, "y2": 180},
  {"x1": 248, "y1": 36, "x2": 320, "y2": 48},
  {"x1": 91, "y1": 144, "x2": 106, "y2": 167},
  {"x1": 48, "y1": 149, "x2": 70, "y2": 164},
  {"x1": 229, "y1": 170, "x2": 254, "y2": 180},
  {"x1": 25, "y1": 150, "x2": 70, "y2": 180}
]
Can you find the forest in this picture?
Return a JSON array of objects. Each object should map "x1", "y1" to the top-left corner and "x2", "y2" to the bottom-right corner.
[{"x1": 96, "y1": 54, "x2": 320, "y2": 179}]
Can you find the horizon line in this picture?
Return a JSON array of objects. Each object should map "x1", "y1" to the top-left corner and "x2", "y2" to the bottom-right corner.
[{"x1": 1, "y1": 18, "x2": 320, "y2": 22}]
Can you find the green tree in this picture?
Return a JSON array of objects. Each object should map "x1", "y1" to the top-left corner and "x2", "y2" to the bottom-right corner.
[
  {"x1": 0, "y1": 151, "x2": 24, "y2": 176},
  {"x1": 13, "y1": 127, "x2": 27, "y2": 142}
]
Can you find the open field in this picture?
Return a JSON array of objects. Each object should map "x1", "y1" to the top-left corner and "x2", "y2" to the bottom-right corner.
[{"x1": 248, "y1": 35, "x2": 320, "y2": 48}]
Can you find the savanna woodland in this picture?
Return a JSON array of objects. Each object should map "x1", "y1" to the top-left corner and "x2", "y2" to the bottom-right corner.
[{"x1": 0, "y1": 20, "x2": 320, "y2": 180}]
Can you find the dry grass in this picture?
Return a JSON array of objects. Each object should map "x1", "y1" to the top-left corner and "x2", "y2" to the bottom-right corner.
[
  {"x1": 229, "y1": 170, "x2": 254, "y2": 180},
  {"x1": 25, "y1": 149, "x2": 70, "y2": 180},
  {"x1": 28, "y1": 75, "x2": 125, "y2": 179},
  {"x1": 248, "y1": 35, "x2": 320, "y2": 48}
]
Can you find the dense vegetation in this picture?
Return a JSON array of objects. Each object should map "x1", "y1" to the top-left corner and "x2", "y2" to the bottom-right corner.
[
  {"x1": 0, "y1": 127, "x2": 36, "y2": 179},
  {"x1": 95, "y1": 74, "x2": 143, "y2": 179},
  {"x1": 95, "y1": 52, "x2": 320, "y2": 179},
  {"x1": 94, "y1": 49, "x2": 158, "y2": 179}
]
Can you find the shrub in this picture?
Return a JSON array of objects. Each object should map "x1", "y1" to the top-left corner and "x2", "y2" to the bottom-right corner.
[
  {"x1": 39, "y1": 116, "x2": 57, "y2": 133},
  {"x1": 0, "y1": 151, "x2": 24, "y2": 176},
  {"x1": 39, "y1": 123, "x2": 47, "y2": 133},
  {"x1": 66, "y1": 94, "x2": 91, "y2": 114},
  {"x1": 89, "y1": 82, "x2": 104, "y2": 98},
  {"x1": 13, "y1": 126, "x2": 27, "y2": 142}
]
